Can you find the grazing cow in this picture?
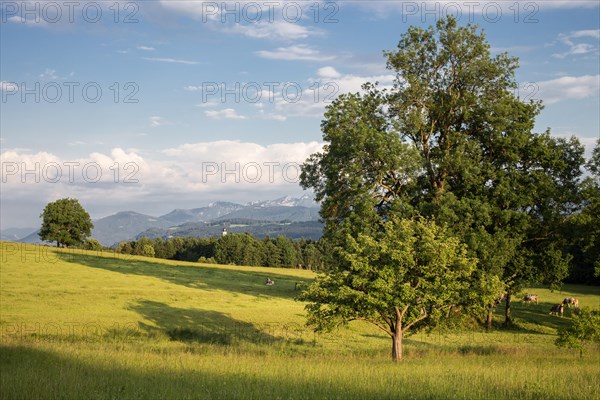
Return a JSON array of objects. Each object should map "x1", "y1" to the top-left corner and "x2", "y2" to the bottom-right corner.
[
  {"x1": 265, "y1": 278, "x2": 274, "y2": 286},
  {"x1": 549, "y1": 303, "x2": 564, "y2": 317},
  {"x1": 562, "y1": 297, "x2": 579, "y2": 308},
  {"x1": 523, "y1": 294, "x2": 538, "y2": 304}
]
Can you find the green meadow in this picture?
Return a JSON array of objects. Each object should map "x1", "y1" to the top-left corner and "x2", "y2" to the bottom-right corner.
[{"x1": 1, "y1": 241, "x2": 599, "y2": 399}]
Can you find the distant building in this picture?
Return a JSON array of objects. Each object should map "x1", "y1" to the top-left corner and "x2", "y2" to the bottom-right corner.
[{"x1": 222, "y1": 227, "x2": 227, "y2": 236}]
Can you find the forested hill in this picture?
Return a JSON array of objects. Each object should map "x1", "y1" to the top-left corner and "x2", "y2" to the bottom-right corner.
[{"x1": 137, "y1": 220, "x2": 323, "y2": 242}]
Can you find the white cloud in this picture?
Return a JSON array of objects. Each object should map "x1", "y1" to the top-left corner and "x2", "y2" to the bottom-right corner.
[
  {"x1": 352, "y1": 0, "x2": 598, "y2": 17},
  {"x1": 150, "y1": 116, "x2": 162, "y2": 126},
  {"x1": 0, "y1": 141, "x2": 320, "y2": 226},
  {"x1": 553, "y1": 29, "x2": 600, "y2": 58},
  {"x1": 273, "y1": 68, "x2": 395, "y2": 118},
  {"x1": 205, "y1": 108, "x2": 246, "y2": 120},
  {"x1": 1, "y1": 141, "x2": 323, "y2": 196},
  {"x1": 317, "y1": 66, "x2": 342, "y2": 79},
  {"x1": 226, "y1": 21, "x2": 321, "y2": 41},
  {"x1": 0, "y1": 148, "x2": 141, "y2": 194},
  {"x1": 39, "y1": 68, "x2": 58, "y2": 80},
  {"x1": 536, "y1": 75, "x2": 600, "y2": 105},
  {"x1": 260, "y1": 113, "x2": 287, "y2": 121},
  {"x1": 256, "y1": 45, "x2": 335, "y2": 61},
  {"x1": 157, "y1": 0, "x2": 214, "y2": 18},
  {"x1": 162, "y1": 140, "x2": 323, "y2": 171},
  {"x1": 158, "y1": 1, "x2": 323, "y2": 40},
  {"x1": 137, "y1": 46, "x2": 155, "y2": 51},
  {"x1": 6, "y1": 14, "x2": 50, "y2": 26},
  {"x1": 142, "y1": 57, "x2": 200, "y2": 65},
  {"x1": 565, "y1": 29, "x2": 600, "y2": 40},
  {"x1": 149, "y1": 116, "x2": 171, "y2": 127}
]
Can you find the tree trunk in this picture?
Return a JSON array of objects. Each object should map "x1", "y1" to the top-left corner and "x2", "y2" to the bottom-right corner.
[
  {"x1": 486, "y1": 304, "x2": 494, "y2": 330},
  {"x1": 392, "y1": 330, "x2": 403, "y2": 362},
  {"x1": 504, "y1": 292, "x2": 513, "y2": 326}
]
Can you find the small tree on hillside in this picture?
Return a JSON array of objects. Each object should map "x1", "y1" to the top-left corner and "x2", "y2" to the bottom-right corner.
[
  {"x1": 556, "y1": 309, "x2": 600, "y2": 358},
  {"x1": 84, "y1": 239, "x2": 102, "y2": 251},
  {"x1": 298, "y1": 217, "x2": 475, "y2": 361},
  {"x1": 134, "y1": 237, "x2": 156, "y2": 258},
  {"x1": 39, "y1": 198, "x2": 93, "y2": 247}
]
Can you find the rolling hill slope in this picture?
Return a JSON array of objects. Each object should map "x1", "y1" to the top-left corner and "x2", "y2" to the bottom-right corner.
[{"x1": 1, "y1": 241, "x2": 599, "y2": 400}]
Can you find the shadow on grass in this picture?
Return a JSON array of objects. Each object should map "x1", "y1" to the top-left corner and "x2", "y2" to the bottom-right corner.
[
  {"x1": 130, "y1": 299, "x2": 278, "y2": 345},
  {"x1": 0, "y1": 345, "x2": 391, "y2": 400},
  {"x1": 509, "y1": 302, "x2": 574, "y2": 330},
  {"x1": 56, "y1": 252, "x2": 312, "y2": 300}
]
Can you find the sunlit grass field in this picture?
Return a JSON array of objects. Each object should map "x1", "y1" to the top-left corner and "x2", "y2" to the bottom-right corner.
[{"x1": 1, "y1": 241, "x2": 599, "y2": 399}]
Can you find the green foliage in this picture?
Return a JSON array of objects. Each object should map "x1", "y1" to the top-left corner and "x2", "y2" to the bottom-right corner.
[
  {"x1": 39, "y1": 198, "x2": 94, "y2": 247},
  {"x1": 383, "y1": 17, "x2": 585, "y2": 302},
  {"x1": 562, "y1": 139, "x2": 600, "y2": 284},
  {"x1": 83, "y1": 239, "x2": 103, "y2": 251},
  {"x1": 214, "y1": 233, "x2": 264, "y2": 266},
  {"x1": 1, "y1": 242, "x2": 599, "y2": 399},
  {"x1": 301, "y1": 17, "x2": 589, "y2": 333},
  {"x1": 118, "y1": 234, "x2": 323, "y2": 269},
  {"x1": 132, "y1": 237, "x2": 155, "y2": 257},
  {"x1": 275, "y1": 235, "x2": 299, "y2": 267},
  {"x1": 299, "y1": 217, "x2": 476, "y2": 360},
  {"x1": 301, "y1": 242, "x2": 324, "y2": 270},
  {"x1": 301, "y1": 84, "x2": 422, "y2": 240},
  {"x1": 261, "y1": 237, "x2": 281, "y2": 267},
  {"x1": 556, "y1": 308, "x2": 600, "y2": 357}
]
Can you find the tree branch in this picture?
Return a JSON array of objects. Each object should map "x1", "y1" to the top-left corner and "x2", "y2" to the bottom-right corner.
[
  {"x1": 360, "y1": 316, "x2": 393, "y2": 337},
  {"x1": 402, "y1": 311, "x2": 428, "y2": 333}
]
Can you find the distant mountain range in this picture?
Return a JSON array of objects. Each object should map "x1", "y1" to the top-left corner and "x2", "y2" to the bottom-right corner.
[
  {"x1": 9, "y1": 195, "x2": 321, "y2": 246},
  {"x1": 159, "y1": 202, "x2": 244, "y2": 225},
  {"x1": 0, "y1": 227, "x2": 37, "y2": 242}
]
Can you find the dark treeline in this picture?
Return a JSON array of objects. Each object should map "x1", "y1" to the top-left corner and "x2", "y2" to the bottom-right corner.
[{"x1": 117, "y1": 233, "x2": 326, "y2": 270}]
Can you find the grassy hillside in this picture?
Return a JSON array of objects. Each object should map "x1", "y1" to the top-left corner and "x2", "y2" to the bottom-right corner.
[{"x1": 1, "y1": 241, "x2": 599, "y2": 399}]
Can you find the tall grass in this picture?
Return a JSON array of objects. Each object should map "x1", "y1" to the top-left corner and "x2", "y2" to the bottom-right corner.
[{"x1": 1, "y1": 242, "x2": 599, "y2": 399}]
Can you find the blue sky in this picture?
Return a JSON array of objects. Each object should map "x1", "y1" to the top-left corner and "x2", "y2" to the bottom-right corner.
[{"x1": 1, "y1": 1, "x2": 599, "y2": 228}]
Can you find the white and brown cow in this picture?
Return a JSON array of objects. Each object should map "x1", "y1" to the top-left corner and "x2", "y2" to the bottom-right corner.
[
  {"x1": 549, "y1": 303, "x2": 564, "y2": 317},
  {"x1": 523, "y1": 294, "x2": 538, "y2": 304},
  {"x1": 562, "y1": 297, "x2": 579, "y2": 308}
]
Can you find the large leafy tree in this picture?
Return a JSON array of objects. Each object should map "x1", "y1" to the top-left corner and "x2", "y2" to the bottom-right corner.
[
  {"x1": 562, "y1": 139, "x2": 600, "y2": 284},
  {"x1": 299, "y1": 217, "x2": 475, "y2": 361},
  {"x1": 384, "y1": 17, "x2": 584, "y2": 325},
  {"x1": 39, "y1": 198, "x2": 94, "y2": 247},
  {"x1": 301, "y1": 16, "x2": 586, "y2": 335}
]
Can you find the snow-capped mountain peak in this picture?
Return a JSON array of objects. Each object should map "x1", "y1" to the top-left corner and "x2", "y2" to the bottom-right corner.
[{"x1": 246, "y1": 194, "x2": 316, "y2": 208}]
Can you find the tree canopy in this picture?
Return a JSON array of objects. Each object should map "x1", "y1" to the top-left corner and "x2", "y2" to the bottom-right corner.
[
  {"x1": 299, "y1": 16, "x2": 589, "y2": 360},
  {"x1": 299, "y1": 217, "x2": 475, "y2": 361},
  {"x1": 39, "y1": 198, "x2": 94, "y2": 248}
]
